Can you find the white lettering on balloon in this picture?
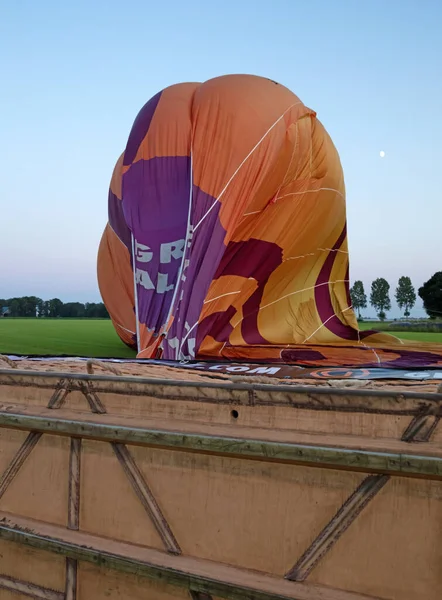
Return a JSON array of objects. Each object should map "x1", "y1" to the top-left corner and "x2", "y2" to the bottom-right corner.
[
  {"x1": 135, "y1": 242, "x2": 153, "y2": 263},
  {"x1": 134, "y1": 238, "x2": 185, "y2": 294},
  {"x1": 135, "y1": 268, "x2": 155, "y2": 290},
  {"x1": 160, "y1": 239, "x2": 185, "y2": 263},
  {"x1": 157, "y1": 273, "x2": 174, "y2": 293}
]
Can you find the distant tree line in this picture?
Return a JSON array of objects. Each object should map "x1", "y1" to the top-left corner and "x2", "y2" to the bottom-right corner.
[
  {"x1": 3, "y1": 271, "x2": 442, "y2": 322},
  {"x1": 0, "y1": 297, "x2": 109, "y2": 319},
  {"x1": 350, "y1": 272, "x2": 442, "y2": 321}
]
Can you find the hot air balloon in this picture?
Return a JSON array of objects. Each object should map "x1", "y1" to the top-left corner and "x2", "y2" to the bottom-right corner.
[{"x1": 98, "y1": 74, "x2": 442, "y2": 368}]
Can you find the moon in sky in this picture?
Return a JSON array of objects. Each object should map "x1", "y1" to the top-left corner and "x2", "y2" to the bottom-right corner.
[{"x1": 380, "y1": 150, "x2": 385, "y2": 158}]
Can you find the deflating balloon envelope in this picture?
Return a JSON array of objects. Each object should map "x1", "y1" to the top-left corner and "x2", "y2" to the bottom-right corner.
[{"x1": 97, "y1": 74, "x2": 442, "y2": 369}]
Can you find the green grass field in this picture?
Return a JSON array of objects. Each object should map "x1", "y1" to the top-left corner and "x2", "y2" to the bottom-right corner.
[
  {"x1": 0, "y1": 318, "x2": 441, "y2": 358},
  {"x1": 358, "y1": 321, "x2": 442, "y2": 343},
  {"x1": 0, "y1": 318, "x2": 136, "y2": 358},
  {"x1": 385, "y1": 331, "x2": 442, "y2": 342}
]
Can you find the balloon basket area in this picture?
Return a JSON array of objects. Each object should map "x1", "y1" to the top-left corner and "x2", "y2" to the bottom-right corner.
[{"x1": 0, "y1": 362, "x2": 441, "y2": 600}]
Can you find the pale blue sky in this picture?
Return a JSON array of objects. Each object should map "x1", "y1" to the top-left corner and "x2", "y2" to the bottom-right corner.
[{"x1": 1, "y1": 0, "x2": 441, "y2": 317}]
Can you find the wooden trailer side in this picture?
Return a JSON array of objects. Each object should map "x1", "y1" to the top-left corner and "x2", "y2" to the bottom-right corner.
[{"x1": 0, "y1": 370, "x2": 441, "y2": 600}]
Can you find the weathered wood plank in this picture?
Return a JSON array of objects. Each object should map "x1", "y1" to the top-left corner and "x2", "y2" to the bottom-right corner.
[
  {"x1": 112, "y1": 442, "x2": 181, "y2": 555},
  {"x1": 0, "y1": 513, "x2": 382, "y2": 600},
  {"x1": 285, "y1": 474, "x2": 390, "y2": 581},
  {"x1": 1, "y1": 369, "x2": 441, "y2": 415},
  {"x1": 65, "y1": 557, "x2": 77, "y2": 600},
  {"x1": 190, "y1": 591, "x2": 213, "y2": 600},
  {"x1": 0, "y1": 401, "x2": 438, "y2": 456},
  {"x1": 68, "y1": 438, "x2": 81, "y2": 531},
  {"x1": 284, "y1": 401, "x2": 441, "y2": 583},
  {"x1": 47, "y1": 379, "x2": 70, "y2": 410},
  {"x1": 78, "y1": 381, "x2": 106, "y2": 414},
  {"x1": 0, "y1": 574, "x2": 63, "y2": 600},
  {"x1": 66, "y1": 437, "x2": 81, "y2": 600},
  {"x1": 0, "y1": 432, "x2": 42, "y2": 499},
  {"x1": 0, "y1": 410, "x2": 441, "y2": 478},
  {"x1": 401, "y1": 414, "x2": 440, "y2": 443}
]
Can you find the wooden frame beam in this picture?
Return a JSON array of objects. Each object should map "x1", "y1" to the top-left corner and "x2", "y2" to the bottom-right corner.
[
  {"x1": 401, "y1": 414, "x2": 440, "y2": 442},
  {"x1": 0, "y1": 574, "x2": 64, "y2": 600},
  {"x1": 0, "y1": 409, "x2": 441, "y2": 478},
  {"x1": 65, "y1": 437, "x2": 82, "y2": 600},
  {"x1": 285, "y1": 474, "x2": 390, "y2": 581},
  {"x1": 284, "y1": 405, "x2": 439, "y2": 582},
  {"x1": 112, "y1": 442, "x2": 181, "y2": 555},
  {"x1": 190, "y1": 591, "x2": 213, "y2": 600},
  {"x1": 0, "y1": 513, "x2": 382, "y2": 600},
  {"x1": 1, "y1": 369, "x2": 441, "y2": 416},
  {"x1": 0, "y1": 432, "x2": 42, "y2": 499}
]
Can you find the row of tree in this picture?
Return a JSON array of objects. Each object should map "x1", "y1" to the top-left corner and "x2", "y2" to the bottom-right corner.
[
  {"x1": 0, "y1": 297, "x2": 109, "y2": 319},
  {"x1": 2, "y1": 272, "x2": 441, "y2": 322},
  {"x1": 350, "y1": 272, "x2": 442, "y2": 320}
]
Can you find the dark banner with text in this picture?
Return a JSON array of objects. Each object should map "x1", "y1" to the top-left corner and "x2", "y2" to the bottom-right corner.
[{"x1": 5, "y1": 356, "x2": 442, "y2": 381}]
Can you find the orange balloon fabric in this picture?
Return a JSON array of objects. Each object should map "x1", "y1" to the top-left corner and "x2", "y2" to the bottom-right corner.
[{"x1": 97, "y1": 75, "x2": 442, "y2": 368}]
